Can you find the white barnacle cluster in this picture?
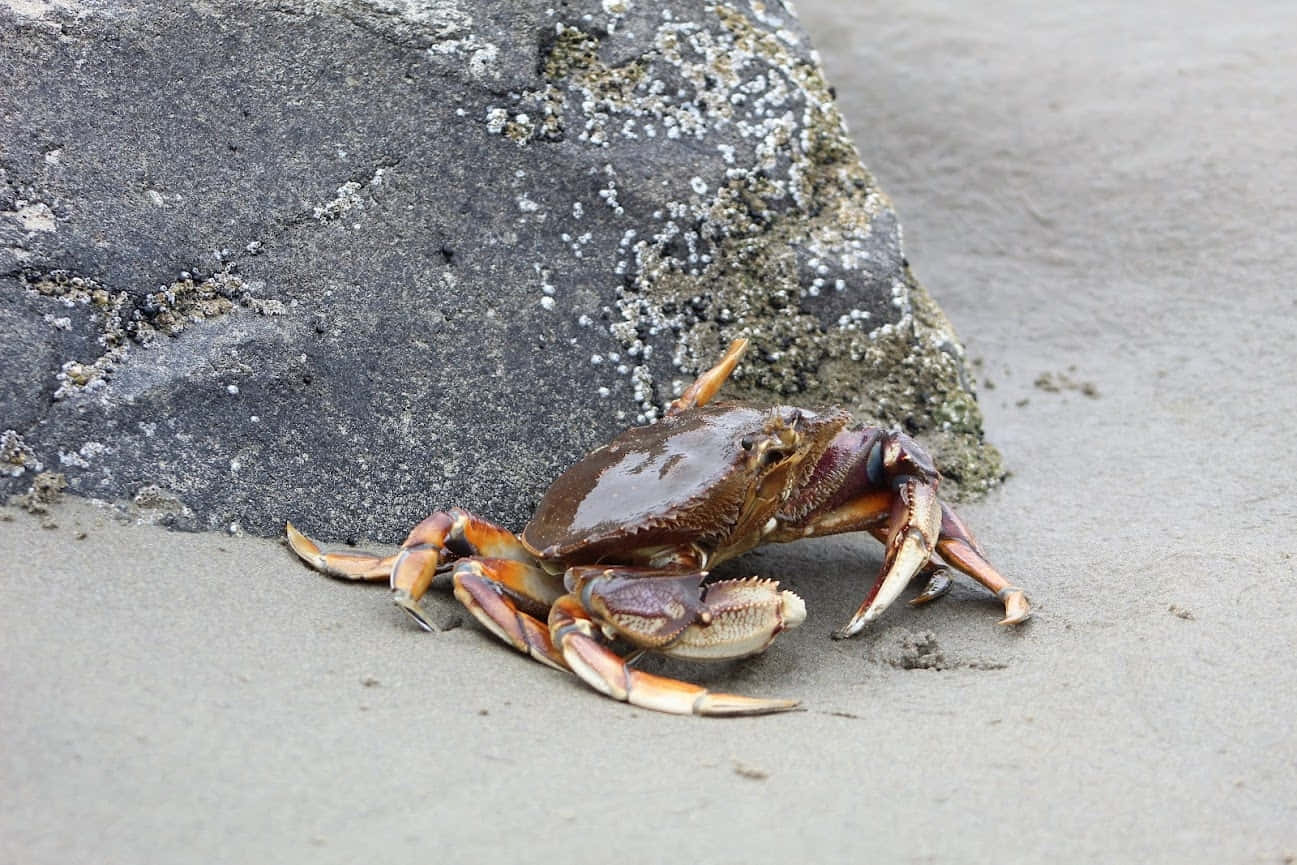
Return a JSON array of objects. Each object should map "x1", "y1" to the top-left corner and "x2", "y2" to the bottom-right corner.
[
  {"x1": 835, "y1": 308, "x2": 872, "y2": 331},
  {"x1": 1, "y1": 429, "x2": 39, "y2": 478},
  {"x1": 597, "y1": 163, "x2": 624, "y2": 216},
  {"x1": 561, "y1": 231, "x2": 594, "y2": 259},
  {"x1": 533, "y1": 263, "x2": 557, "y2": 310},
  {"x1": 57, "y1": 441, "x2": 108, "y2": 470},
  {"x1": 485, "y1": 107, "x2": 509, "y2": 135},
  {"x1": 328, "y1": 0, "x2": 501, "y2": 81},
  {"x1": 479, "y1": 5, "x2": 945, "y2": 422},
  {"x1": 311, "y1": 164, "x2": 389, "y2": 223},
  {"x1": 22, "y1": 271, "x2": 131, "y2": 400},
  {"x1": 24, "y1": 267, "x2": 276, "y2": 402},
  {"x1": 312, "y1": 181, "x2": 364, "y2": 221}
]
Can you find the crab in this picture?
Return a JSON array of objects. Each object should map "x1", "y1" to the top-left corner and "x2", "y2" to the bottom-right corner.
[{"x1": 286, "y1": 339, "x2": 1029, "y2": 716}]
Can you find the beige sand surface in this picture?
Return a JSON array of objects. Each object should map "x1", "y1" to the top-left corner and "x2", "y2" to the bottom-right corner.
[{"x1": 4, "y1": 2, "x2": 1295, "y2": 863}]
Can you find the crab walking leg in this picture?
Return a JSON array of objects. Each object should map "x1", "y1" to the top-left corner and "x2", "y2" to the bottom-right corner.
[
  {"x1": 665, "y1": 337, "x2": 749, "y2": 416},
  {"x1": 938, "y1": 501, "x2": 987, "y2": 556},
  {"x1": 833, "y1": 478, "x2": 943, "y2": 639},
  {"x1": 389, "y1": 508, "x2": 536, "y2": 630},
  {"x1": 451, "y1": 558, "x2": 567, "y2": 671},
  {"x1": 909, "y1": 567, "x2": 955, "y2": 605},
  {"x1": 285, "y1": 522, "x2": 400, "y2": 580},
  {"x1": 934, "y1": 504, "x2": 1031, "y2": 625},
  {"x1": 548, "y1": 595, "x2": 801, "y2": 717}
]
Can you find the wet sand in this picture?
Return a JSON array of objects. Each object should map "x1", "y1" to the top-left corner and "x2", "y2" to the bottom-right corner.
[{"x1": 4, "y1": 2, "x2": 1295, "y2": 863}]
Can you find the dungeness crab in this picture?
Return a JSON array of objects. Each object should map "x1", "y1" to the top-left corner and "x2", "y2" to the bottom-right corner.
[{"x1": 287, "y1": 339, "x2": 1029, "y2": 716}]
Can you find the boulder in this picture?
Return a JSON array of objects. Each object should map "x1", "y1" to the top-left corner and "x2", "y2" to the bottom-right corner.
[{"x1": 0, "y1": 0, "x2": 1000, "y2": 541}]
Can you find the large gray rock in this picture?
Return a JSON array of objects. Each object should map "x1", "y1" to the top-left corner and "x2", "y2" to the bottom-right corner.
[{"x1": 0, "y1": 0, "x2": 1000, "y2": 541}]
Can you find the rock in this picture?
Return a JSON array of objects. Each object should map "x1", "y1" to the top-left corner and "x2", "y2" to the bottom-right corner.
[{"x1": 0, "y1": 0, "x2": 1001, "y2": 542}]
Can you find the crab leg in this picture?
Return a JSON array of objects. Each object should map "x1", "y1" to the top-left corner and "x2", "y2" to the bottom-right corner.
[
  {"x1": 286, "y1": 510, "x2": 541, "y2": 631},
  {"x1": 933, "y1": 504, "x2": 1031, "y2": 625},
  {"x1": 285, "y1": 521, "x2": 399, "y2": 580},
  {"x1": 548, "y1": 595, "x2": 800, "y2": 717},
  {"x1": 377, "y1": 508, "x2": 530, "y2": 629},
  {"x1": 909, "y1": 566, "x2": 955, "y2": 606},
  {"x1": 451, "y1": 557, "x2": 567, "y2": 670},
  {"x1": 666, "y1": 337, "x2": 748, "y2": 416}
]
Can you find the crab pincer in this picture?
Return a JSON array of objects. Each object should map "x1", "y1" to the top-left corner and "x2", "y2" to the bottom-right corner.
[{"x1": 548, "y1": 566, "x2": 806, "y2": 714}]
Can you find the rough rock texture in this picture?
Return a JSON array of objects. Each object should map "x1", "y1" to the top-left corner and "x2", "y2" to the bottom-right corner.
[{"x1": 0, "y1": 0, "x2": 1000, "y2": 541}]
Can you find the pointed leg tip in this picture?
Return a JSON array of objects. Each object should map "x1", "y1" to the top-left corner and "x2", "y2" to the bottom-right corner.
[
  {"x1": 393, "y1": 590, "x2": 437, "y2": 632},
  {"x1": 909, "y1": 568, "x2": 954, "y2": 606},
  {"x1": 284, "y1": 520, "x2": 321, "y2": 561},
  {"x1": 694, "y1": 693, "x2": 802, "y2": 717},
  {"x1": 996, "y1": 588, "x2": 1031, "y2": 626},
  {"x1": 726, "y1": 336, "x2": 750, "y2": 358}
]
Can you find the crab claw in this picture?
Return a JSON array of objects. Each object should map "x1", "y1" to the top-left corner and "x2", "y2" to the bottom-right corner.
[
  {"x1": 557, "y1": 617, "x2": 803, "y2": 716},
  {"x1": 549, "y1": 583, "x2": 804, "y2": 716},
  {"x1": 833, "y1": 526, "x2": 934, "y2": 639},
  {"x1": 667, "y1": 578, "x2": 807, "y2": 660},
  {"x1": 833, "y1": 478, "x2": 942, "y2": 639}
]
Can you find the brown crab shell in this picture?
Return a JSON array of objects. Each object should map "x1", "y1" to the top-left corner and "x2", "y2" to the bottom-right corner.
[{"x1": 520, "y1": 402, "x2": 849, "y2": 564}]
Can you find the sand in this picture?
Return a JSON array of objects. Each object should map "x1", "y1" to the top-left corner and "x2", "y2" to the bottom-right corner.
[{"x1": 4, "y1": 2, "x2": 1295, "y2": 863}]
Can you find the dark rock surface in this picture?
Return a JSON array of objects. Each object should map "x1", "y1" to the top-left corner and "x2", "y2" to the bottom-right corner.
[{"x1": 0, "y1": 0, "x2": 999, "y2": 541}]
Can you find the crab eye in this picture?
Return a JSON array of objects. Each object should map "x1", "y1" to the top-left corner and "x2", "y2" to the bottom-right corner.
[{"x1": 740, "y1": 435, "x2": 757, "y2": 451}]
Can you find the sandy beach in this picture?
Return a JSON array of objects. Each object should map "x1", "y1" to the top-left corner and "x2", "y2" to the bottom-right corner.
[{"x1": 4, "y1": 2, "x2": 1295, "y2": 863}]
